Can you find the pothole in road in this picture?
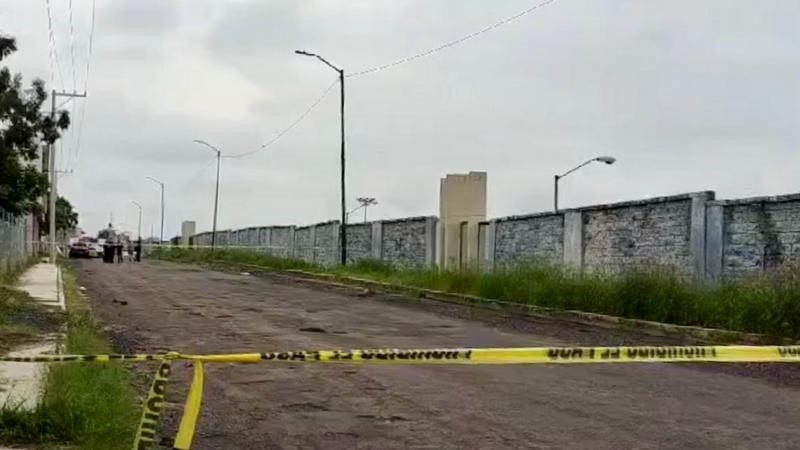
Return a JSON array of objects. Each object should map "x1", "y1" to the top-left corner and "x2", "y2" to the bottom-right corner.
[
  {"x1": 281, "y1": 401, "x2": 330, "y2": 412},
  {"x1": 299, "y1": 327, "x2": 327, "y2": 333}
]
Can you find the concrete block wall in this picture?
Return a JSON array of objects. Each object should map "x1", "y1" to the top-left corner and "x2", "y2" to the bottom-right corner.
[
  {"x1": 313, "y1": 221, "x2": 340, "y2": 266},
  {"x1": 493, "y1": 212, "x2": 564, "y2": 268},
  {"x1": 346, "y1": 223, "x2": 373, "y2": 263},
  {"x1": 706, "y1": 194, "x2": 800, "y2": 279},
  {"x1": 188, "y1": 191, "x2": 799, "y2": 280},
  {"x1": 381, "y1": 216, "x2": 435, "y2": 268},
  {"x1": 480, "y1": 191, "x2": 714, "y2": 277},
  {"x1": 580, "y1": 192, "x2": 711, "y2": 275},
  {"x1": 268, "y1": 226, "x2": 294, "y2": 258},
  {"x1": 294, "y1": 226, "x2": 314, "y2": 262}
]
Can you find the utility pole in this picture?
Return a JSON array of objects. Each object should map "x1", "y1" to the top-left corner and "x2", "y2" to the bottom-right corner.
[
  {"x1": 48, "y1": 89, "x2": 86, "y2": 263},
  {"x1": 192, "y1": 140, "x2": 222, "y2": 250},
  {"x1": 146, "y1": 177, "x2": 165, "y2": 244},
  {"x1": 295, "y1": 50, "x2": 347, "y2": 265}
]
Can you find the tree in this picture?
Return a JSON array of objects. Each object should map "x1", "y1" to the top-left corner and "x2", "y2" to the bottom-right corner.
[
  {"x1": 0, "y1": 34, "x2": 70, "y2": 216},
  {"x1": 41, "y1": 195, "x2": 78, "y2": 232},
  {"x1": 55, "y1": 196, "x2": 78, "y2": 231}
]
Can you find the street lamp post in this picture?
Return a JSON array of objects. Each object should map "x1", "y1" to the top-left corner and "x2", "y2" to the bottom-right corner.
[
  {"x1": 295, "y1": 49, "x2": 347, "y2": 265},
  {"x1": 554, "y1": 156, "x2": 616, "y2": 212},
  {"x1": 193, "y1": 140, "x2": 222, "y2": 250},
  {"x1": 345, "y1": 198, "x2": 378, "y2": 224},
  {"x1": 130, "y1": 201, "x2": 142, "y2": 241},
  {"x1": 145, "y1": 176, "x2": 165, "y2": 244}
]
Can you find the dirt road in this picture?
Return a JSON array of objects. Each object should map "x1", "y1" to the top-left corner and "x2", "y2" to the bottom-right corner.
[{"x1": 73, "y1": 259, "x2": 800, "y2": 449}]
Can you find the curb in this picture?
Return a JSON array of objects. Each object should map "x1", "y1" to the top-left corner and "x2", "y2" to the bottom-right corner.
[{"x1": 201, "y1": 259, "x2": 787, "y2": 345}]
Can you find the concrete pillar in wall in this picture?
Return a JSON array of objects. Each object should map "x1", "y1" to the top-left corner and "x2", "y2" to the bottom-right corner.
[
  {"x1": 288, "y1": 226, "x2": 296, "y2": 259},
  {"x1": 484, "y1": 220, "x2": 496, "y2": 272},
  {"x1": 705, "y1": 203, "x2": 724, "y2": 281},
  {"x1": 690, "y1": 192, "x2": 714, "y2": 279},
  {"x1": 425, "y1": 216, "x2": 437, "y2": 267},
  {"x1": 563, "y1": 211, "x2": 583, "y2": 270},
  {"x1": 262, "y1": 227, "x2": 272, "y2": 253},
  {"x1": 331, "y1": 222, "x2": 340, "y2": 266},
  {"x1": 309, "y1": 225, "x2": 317, "y2": 263},
  {"x1": 371, "y1": 221, "x2": 383, "y2": 260}
]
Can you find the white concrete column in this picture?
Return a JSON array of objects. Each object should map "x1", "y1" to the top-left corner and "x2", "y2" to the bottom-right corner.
[
  {"x1": 563, "y1": 211, "x2": 583, "y2": 270},
  {"x1": 705, "y1": 203, "x2": 724, "y2": 281},
  {"x1": 425, "y1": 216, "x2": 438, "y2": 267},
  {"x1": 484, "y1": 220, "x2": 496, "y2": 272},
  {"x1": 331, "y1": 222, "x2": 340, "y2": 266},
  {"x1": 690, "y1": 192, "x2": 714, "y2": 279},
  {"x1": 371, "y1": 221, "x2": 383, "y2": 260},
  {"x1": 288, "y1": 226, "x2": 296, "y2": 258},
  {"x1": 309, "y1": 225, "x2": 317, "y2": 263},
  {"x1": 262, "y1": 227, "x2": 271, "y2": 253}
]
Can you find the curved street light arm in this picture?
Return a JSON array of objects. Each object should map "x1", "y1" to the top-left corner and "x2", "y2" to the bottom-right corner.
[{"x1": 193, "y1": 139, "x2": 222, "y2": 156}]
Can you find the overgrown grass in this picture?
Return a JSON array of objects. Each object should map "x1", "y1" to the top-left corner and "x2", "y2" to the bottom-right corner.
[
  {"x1": 0, "y1": 262, "x2": 140, "y2": 449},
  {"x1": 154, "y1": 247, "x2": 800, "y2": 339}
]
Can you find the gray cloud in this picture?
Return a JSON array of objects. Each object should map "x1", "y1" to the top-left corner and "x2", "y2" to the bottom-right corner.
[{"x1": 2, "y1": 0, "x2": 797, "y2": 238}]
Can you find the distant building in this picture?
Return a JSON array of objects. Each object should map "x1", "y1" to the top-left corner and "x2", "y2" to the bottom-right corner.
[
  {"x1": 437, "y1": 172, "x2": 487, "y2": 270},
  {"x1": 181, "y1": 221, "x2": 196, "y2": 247}
]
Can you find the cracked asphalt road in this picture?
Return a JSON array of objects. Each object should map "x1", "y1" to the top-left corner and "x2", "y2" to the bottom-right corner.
[{"x1": 74, "y1": 259, "x2": 800, "y2": 450}]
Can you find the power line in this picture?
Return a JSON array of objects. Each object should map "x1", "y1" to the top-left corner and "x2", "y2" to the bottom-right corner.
[
  {"x1": 68, "y1": 0, "x2": 76, "y2": 92},
  {"x1": 347, "y1": 0, "x2": 558, "y2": 78},
  {"x1": 73, "y1": 0, "x2": 96, "y2": 164},
  {"x1": 44, "y1": 0, "x2": 66, "y2": 89},
  {"x1": 225, "y1": 77, "x2": 339, "y2": 159}
]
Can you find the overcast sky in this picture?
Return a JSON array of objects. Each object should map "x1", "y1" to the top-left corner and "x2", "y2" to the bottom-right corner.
[{"x1": 1, "y1": 1, "x2": 798, "y2": 238}]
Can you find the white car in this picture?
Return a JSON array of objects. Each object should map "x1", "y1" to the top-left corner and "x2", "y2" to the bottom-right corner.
[{"x1": 88, "y1": 242, "x2": 103, "y2": 258}]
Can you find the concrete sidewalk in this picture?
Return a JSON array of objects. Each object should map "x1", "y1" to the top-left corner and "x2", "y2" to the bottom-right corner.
[
  {"x1": 0, "y1": 262, "x2": 63, "y2": 414},
  {"x1": 16, "y1": 262, "x2": 65, "y2": 311}
]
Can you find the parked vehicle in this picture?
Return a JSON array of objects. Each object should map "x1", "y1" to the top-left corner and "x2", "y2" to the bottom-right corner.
[
  {"x1": 88, "y1": 241, "x2": 103, "y2": 258},
  {"x1": 68, "y1": 241, "x2": 90, "y2": 258}
]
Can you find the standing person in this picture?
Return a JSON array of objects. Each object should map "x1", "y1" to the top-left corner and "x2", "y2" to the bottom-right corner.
[
  {"x1": 135, "y1": 239, "x2": 142, "y2": 262},
  {"x1": 115, "y1": 241, "x2": 123, "y2": 263}
]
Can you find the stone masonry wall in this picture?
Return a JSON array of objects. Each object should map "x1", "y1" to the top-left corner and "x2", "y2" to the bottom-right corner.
[
  {"x1": 293, "y1": 226, "x2": 313, "y2": 263},
  {"x1": 721, "y1": 195, "x2": 800, "y2": 277},
  {"x1": 269, "y1": 226, "x2": 293, "y2": 258},
  {"x1": 493, "y1": 213, "x2": 564, "y2": 267},
  {"x1": 188, "y1": 191, "x2": 799, "y2": 280},
  {"x1": 381, "y1": 217, "x2": 428, "y2": 268},
  {"x1": 582, "y1": 196, "x2": 693, "y2": 274},
  {"x1": 346, "y1": 224, "x2": 372, "y2": 263},
  {"x1": 314, "y1": 221, "x2": 339, "y2": 266}
]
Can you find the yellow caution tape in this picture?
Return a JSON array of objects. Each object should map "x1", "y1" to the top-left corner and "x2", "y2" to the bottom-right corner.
[
  {"x1": 132, "y1": 359, "x2": 172, "y2": 450},
  {"x1": 4, "y1": 345, "x2": 800, "y2": 364},
  {"x1": 174, "y1": 361, "x2": 204, "y2": 450},
  {"x1": 5, "y1": 344, "x2": 800, "y2": 450},
  {"x1": 0, "y1": 354, "x2": 158, "y2": 362}
]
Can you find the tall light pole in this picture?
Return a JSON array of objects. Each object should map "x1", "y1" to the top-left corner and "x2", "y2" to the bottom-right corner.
[
  {"x1": 130, "y1": 201, "x2": 142, "y2": 241},
  {"x1": 345, "y1": 198, "x2": 378, "y2": 224},
  {"x1": 145, "y1": 176, "x2": 165, "y2": 244},
  {"x1": 193, "y1": 140, "x2": 222, "y2": 250},
  {"x1": 47, "y1": 89, "x2": 87, "y2": 262},
  {"x1": 295, "y1": 49, "x2": 347, "y2": 265},
  {"x1": 554, "y1": 156, "x2": 616, "y2": 212},
  {"x1": 356, "y1": 197, "x2": 377, "y2": 223}
]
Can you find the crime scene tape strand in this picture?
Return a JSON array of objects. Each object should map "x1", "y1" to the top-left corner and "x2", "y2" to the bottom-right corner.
[
  {"x1": 4, "y1": 345, "x2": 800, "y2": 364},
  {"x1": 5, "y1": 345, "x2": 800, "y2": 450}
]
